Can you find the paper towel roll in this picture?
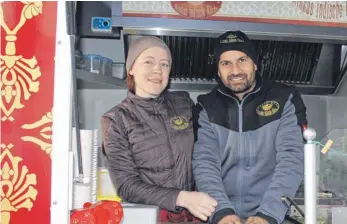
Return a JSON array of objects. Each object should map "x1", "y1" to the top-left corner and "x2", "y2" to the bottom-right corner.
[
  {"x1": 72, "y1": 128, "x2": 94, "y2": 183},
  {"x1": 71, "y1": 129, "x2": 98, "y2": 208},
  {"x1": 73, "y1": 183, "x2": 91, "y2": 209}
]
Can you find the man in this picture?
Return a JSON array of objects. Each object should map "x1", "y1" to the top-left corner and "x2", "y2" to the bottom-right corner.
[{"x1": 192, "y1": 31, "x2": 307, "y2": 224}]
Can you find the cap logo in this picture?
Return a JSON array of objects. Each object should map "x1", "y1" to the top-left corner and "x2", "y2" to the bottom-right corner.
[{"x1": 220, "y1": 34, "x2": 244, "y2": 44}]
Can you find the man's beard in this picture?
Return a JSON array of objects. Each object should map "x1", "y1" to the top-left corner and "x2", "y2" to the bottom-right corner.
[{"x1": 225, "y1": 73, "x2": 256, "y2": 94}]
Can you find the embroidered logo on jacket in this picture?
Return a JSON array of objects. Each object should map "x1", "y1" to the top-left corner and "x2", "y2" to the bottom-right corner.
[
  {"x1": 170, "y1": 116, "x2": 189, "y2": 130},
  {"x1": 256, "y1": 101, "x2": 280, "y2": 117}
]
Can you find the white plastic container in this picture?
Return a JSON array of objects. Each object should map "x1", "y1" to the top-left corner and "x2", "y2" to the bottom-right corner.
[
  {"x1": 97, "y1": 168, "x2": 158, "y2": 224},
  {"x1": 97, "y1": 167, "x2": 121, "y2": 201},
  {"x1": 121, "y1": 203, "x2": 159, "y2": 224},
  {"x1": 83, "y1": 54, "x2": 102, "y2": 74},
  {"x1": 100, "y1": 57, "x2": 113, "y2": 76},
  {"x1": 112, "y1": 63, "x2": 126, "y2": 79}
]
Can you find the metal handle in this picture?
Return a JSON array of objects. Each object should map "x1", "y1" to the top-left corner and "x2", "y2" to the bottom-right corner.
[
  {"x1": 303, "y1": 127, "x2": 317, "y2": 224},
  {"x1": 71, "y1": 35, "x2": 84, "y2": 182}
]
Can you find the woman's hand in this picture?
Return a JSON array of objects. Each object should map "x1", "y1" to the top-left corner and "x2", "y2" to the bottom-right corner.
[{"x1": 176, "y1": 191, "x2": 218, "y2": 221}]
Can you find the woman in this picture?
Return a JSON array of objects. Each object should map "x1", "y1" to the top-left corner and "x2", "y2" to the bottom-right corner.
[{"x1": 101, "y1": 36, "x2": 217, "y2": 222}]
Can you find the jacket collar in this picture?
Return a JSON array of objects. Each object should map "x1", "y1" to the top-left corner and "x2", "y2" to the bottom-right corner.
[
  {"x1": 127, "y1": 90, "x2": 165, "y2": 103},
  {"x1": 127, "y1": 90, "x2": 167, "y2": 114}
]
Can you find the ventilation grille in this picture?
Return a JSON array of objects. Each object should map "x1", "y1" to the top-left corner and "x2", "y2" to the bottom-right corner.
[
  {"x1": 255, "y1": 41, "x2": 322, "y2": 84},
  {"x1": 158, "y1": 36, "x2": 322, "y2": 84}
]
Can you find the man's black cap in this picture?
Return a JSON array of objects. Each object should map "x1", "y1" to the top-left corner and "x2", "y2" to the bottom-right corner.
[{"x1": 214, "y1": 30, "x2": 258, "y2": 63}]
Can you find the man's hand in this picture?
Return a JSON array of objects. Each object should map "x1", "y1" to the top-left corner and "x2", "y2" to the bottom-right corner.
[
  {"x1": 217, "y1": 215, "x2": 242, "y2": 224},
  {"x1": 176, "y1": 191, "x2": 218, "y2": 221},
  {"x1": 245, "y1": 216, "x2": 269, "y2": 224}
]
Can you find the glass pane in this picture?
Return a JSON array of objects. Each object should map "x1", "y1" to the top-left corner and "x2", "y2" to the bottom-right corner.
[
  {"x1": 289, "y1": 129, "x2": 347, "y2": 223},
  {"x1": 318, "y1": 129, "x2": 347, "y2": 224}
]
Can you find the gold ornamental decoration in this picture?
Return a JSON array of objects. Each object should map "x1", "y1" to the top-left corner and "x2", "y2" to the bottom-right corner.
[
  {"x1": 0, "y1": 2, "x2": 43, "y2": 122},
  {"x1": 21, "y1": 110, "x2": 53, "y2": 157},
  {"x1": 0, "y1": 144, "x2": 38, "y2": 224}
]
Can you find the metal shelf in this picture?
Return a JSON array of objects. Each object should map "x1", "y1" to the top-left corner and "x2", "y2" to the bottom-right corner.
[{"x1": 76, "y1": 69, "x2": 127, "y2": 89}]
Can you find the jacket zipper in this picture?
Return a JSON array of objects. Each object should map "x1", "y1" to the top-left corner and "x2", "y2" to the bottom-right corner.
[
  {"x1": 218, "y1": 88, "x2": 260, "y2": 213},
  {"x1": 155, "y1": 101, "x2": 178, "y2": 189}
]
